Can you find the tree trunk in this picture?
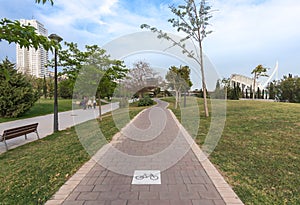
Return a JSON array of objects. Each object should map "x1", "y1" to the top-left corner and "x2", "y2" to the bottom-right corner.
[
  {"x1": 97, "y1": 93, "x2": 102, "y2": 121},
  {"x1": 199, "y1": 42, "x2": 209, "y2": 117},
  {"x1": 252, "y1": 73, "x2": 257, "y2": 100},
  {"x1": 179, "y1": 91, "x2": 182, "y2": 106},
  {"x1": 139, "y1": 92, "x2": 143, "y2": 99},
  {"x1": 184, "y1": 91, "x2": 186, "y2": 107},
  {"x1": 175, "y1": 90, "x2": 180, "y2": 109}
]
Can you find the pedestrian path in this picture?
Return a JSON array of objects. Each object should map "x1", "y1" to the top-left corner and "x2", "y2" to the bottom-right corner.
[
  {"x1": 0, "y1": 103, "x2": 119, "y2": 154},
  {"x1": 46, "y1": 99, "x2": 243, "y2": 205}
]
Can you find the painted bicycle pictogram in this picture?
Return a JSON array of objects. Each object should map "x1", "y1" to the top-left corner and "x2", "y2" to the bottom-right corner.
[{"x1": 135, "y1": 173, "x2": 159, "y2": 181}]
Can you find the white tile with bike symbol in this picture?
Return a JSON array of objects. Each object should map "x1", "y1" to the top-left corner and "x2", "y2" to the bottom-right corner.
[{"x1": 132, "y1": 170, "x2": 161, "y2": 184}]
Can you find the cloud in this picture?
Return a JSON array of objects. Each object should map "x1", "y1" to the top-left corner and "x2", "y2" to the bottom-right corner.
[{"x1": 204, "y1": 0, "x2": 300, "y2": 77}]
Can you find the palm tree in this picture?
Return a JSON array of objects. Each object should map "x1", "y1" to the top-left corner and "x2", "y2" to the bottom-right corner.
[{"x1": 251, "y1": 65, "x2": 268, "y2": 99}]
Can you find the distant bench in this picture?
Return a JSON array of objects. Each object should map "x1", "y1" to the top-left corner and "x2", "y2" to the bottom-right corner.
[{"x1": 0, "y1": 123, "x2": 40, "y2": 151}]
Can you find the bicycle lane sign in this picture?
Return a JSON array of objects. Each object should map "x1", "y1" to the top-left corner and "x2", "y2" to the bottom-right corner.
[{"x1": 132, "y1": 170, "x2": 161, "y2": 185}]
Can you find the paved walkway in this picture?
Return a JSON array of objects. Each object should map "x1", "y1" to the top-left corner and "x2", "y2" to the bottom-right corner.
[
  {"x1": 46, "y1": 100, "x2": 243, "y2": 205},
  {"x1": 0, "y1": 103, "x2": 119, "y2": 154}
]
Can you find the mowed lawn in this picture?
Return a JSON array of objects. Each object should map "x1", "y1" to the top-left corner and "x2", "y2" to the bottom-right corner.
[
  {"x1": 164, "y1": 97, "x2": 300, "y2": 205},
  {"x1": 0, "y1": 98, "x2": 74, "y2": 123},
  {"x1": 0, "y1": 105, "x2": 145, "y2": 204}
]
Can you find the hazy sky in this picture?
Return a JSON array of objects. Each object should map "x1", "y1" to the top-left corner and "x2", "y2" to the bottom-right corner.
[{"x1": 1, "y1": 0, "x2": 299, "y2": 88}]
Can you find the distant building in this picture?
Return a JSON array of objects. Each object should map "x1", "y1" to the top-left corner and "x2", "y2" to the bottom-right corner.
[
  {"x1": 230, "y1": 74, "x2": 262, "y2": 91},
  {"x1": 16, "y1": 19, "x2": 48, "y2": 78},
  {"x1": 230, "y1": 74, "x2": 268, "y2": 99}
]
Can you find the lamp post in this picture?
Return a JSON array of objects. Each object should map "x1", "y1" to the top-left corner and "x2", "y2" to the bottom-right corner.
[{"x1": 48, "y1": 34, "x2": 63, "y2": 132}]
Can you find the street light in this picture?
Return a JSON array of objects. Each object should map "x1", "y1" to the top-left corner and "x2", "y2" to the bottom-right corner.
[{"x1": 48, "y1": 33, "x2": 63, "y2": 132}]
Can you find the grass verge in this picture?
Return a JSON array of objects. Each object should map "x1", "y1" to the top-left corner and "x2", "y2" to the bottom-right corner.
[
  {"x1": 163, "y1": 97, "x2": 300, "y2": 205},
  {"x1": 0, "y1": 99, "x2": 73, "y2": 123},
  {"x1": 0, "y1": 98, "x2": 109, "y2": 123},
  {"x1": 0, "y1": 104, "x2": 145, "y2": 204}
]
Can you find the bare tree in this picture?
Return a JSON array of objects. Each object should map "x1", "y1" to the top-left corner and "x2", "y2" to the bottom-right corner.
[
  {"x1": 123, "y1": 61, "x2": 162, "y2": 98},
  {"x1": 141, "y1": 0, "x2": 213, "y2": 117}
]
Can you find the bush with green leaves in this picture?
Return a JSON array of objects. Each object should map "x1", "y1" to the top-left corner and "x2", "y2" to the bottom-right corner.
[
  {"x1": 138, "y1": 97, "x2": 154, "y2": 106},
  {"x1": 0, "y1": 58, "x2": 38, "y2": 117},
  {"x1": 58, "y1": 79, "x2": 73, "y2": 99}
]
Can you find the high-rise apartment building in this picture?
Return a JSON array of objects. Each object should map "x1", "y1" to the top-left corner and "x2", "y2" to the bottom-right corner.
[{"x1": 16, "y1": 19, "x2": 48, "y2": 78}]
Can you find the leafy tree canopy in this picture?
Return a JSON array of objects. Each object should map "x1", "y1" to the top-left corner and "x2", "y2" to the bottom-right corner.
[
  {"x1": 273, "y1": 75, "x2": 300, "y2": 103},
  {"x1": 251, "y1": 64, "x2": 268, "y2": 99},
  {"x1": 165, "y1": 65, "x2": 192, "y2": 108},
  {"x1": 0, "y1": 18, "x2": 59, "y2": 51},
  {"x1": 35, "y1": 0, "x2": 54, "y2": 5},
  {"x1": 166, "y1": 65, "x2": 192, "y2": 92},
  {"x1": 0, "y1": 0, "x2": 57, "y2": 53}
]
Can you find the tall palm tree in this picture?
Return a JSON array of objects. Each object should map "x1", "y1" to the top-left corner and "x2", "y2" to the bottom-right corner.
[{"x1": 251, "y1": 65, "x2": 268, "y2": 100}]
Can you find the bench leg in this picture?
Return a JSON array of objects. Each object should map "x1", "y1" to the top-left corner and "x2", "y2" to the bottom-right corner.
[
  {"x1": 4, "y1": 139, "x2": 8, "y2": 151},
  {"x1": 35, "y1": 131, "x2": 40, "y2": 139},
  {"x1": 25, "y1": 134, "x2": 27, "y2": 140}
]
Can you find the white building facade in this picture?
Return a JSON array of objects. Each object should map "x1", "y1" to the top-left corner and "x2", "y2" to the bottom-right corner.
[{"x1": 16, "y1": 19, "x2": 48, "y2": 78}]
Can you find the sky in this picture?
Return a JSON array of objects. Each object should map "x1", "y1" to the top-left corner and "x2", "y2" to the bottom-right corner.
[{"x1": 1, "y1": 0, "x2": 300, "y2": 89}]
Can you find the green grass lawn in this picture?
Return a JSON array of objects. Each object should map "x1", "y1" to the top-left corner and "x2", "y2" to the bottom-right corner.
[
  {"x1": 164, "y1": 97, "x2": 300, "y2": 205},
  {"x1": 0, "y1": 104, "x2": 145, "y2": 204},
  {"x1": 0, "y1": 98, "x2": 73, "y2": 123}
]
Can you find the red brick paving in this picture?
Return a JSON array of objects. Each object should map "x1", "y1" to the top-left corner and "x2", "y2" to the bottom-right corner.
[{"x1": 50, "y1": 100, "x2": 236, "y2": 205}]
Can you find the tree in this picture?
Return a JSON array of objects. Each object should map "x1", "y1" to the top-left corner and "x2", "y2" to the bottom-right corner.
[
  {"x1": 43, "y1": 75, "x2": 47, "y2": 99},
  {"x1": 56, "y1": 42, "x2": 88, "y2": 80},
  {"x1": 251, "y1": 64, "x2": 268, "y2": 100},
  {"x1": 165, "y1": 65, "x2": 192, "y2": 109},
  {"x1": 141, "y1": 0, "x2": 213, "y2": 117},
  {"x1": 212, "y1": 79, "x2": 225, "y2": 99},
  {"x1": 35, "y1": 0, "x2": 53, "y2": 5},
  {"x1": 257, "y1": 87, "x2": 261, "y2": 99},
  {"x1": 97, "y1": 60, "x2": 128, "y2": 120},
  {"x1": 0, "y1": 58, "x2": 38, "y2": 117},
  {"x1": 47, "y1": 77, "x2": 54, "y2": 99},
  {"x1": 0, "y1": 18, "x2": 58, "y2": 52},
  {"x1": 250, "y1": 85, "x2": 253, "y2": 99},
  {"x1": 58, "y1": 79, "x2": 73, "y2": 99},
  {"x1": 72, "y1": 45, "x2": 128, "y2": 120},
  {"x1": 219, "y1": 78, "x2": 241, "y2": 100},
  {"x1": 275, "y1": 74, "x2": 300, "y2": 103},
  {"x1": 267, "y1": 82, "x2": 276, "y2": 99},
  {"x1": 0, "y1": 0, "x2": 58, "y2": 53},
  {"x1": 28, "y1": 76, "x2": 43, "y2": 100},
  {"x1": 122, "y1": 61, "x2": 162, "y2": 98},
  {"x1": 228, "y1": 82, "x2": 239, "y2": 100},
  {"x1": 296, "y1": 77, "x2": 300, "y2": 103}
]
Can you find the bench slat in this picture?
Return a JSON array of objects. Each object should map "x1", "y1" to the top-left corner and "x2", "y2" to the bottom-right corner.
[
  {"x1": 3, "y1": 129, "x2": 37, "y2": 140},
  {"x1": 4, "y1": 126, "x2": 37, "y2": 135},
  {"x1": 4, "y1": 123, "x2": 38, "y2": 133}
]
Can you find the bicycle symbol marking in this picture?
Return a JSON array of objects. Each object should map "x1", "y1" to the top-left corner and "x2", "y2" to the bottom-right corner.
[{"x1": 135, "y1": 173, "x2": 159, "y2": 181}]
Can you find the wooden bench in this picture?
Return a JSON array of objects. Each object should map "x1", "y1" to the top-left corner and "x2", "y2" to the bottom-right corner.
[{"x1": 0, "y1": 123, "x2": 40, "y2": 151}]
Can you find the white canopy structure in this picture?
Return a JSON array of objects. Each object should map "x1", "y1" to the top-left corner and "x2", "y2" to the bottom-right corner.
[{"x1": 230, "y1": 61, "x2": 279, "y2": 98}]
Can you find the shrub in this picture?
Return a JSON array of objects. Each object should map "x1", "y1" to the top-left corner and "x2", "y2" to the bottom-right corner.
[
  {"x1": 138, "y1": 97, "x2": 154, "y2": 106},
  {"x1": 0, "y1": 58, "x2": 38, "y2": 117},
  {"x1": 58, "y1": 79, "x2": 73, "y2": 99}
]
